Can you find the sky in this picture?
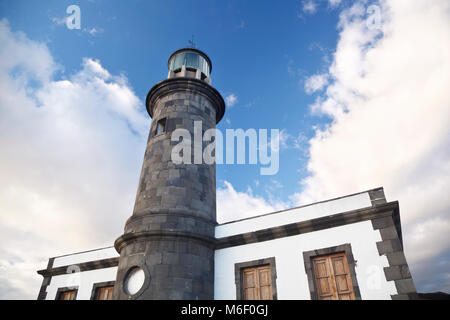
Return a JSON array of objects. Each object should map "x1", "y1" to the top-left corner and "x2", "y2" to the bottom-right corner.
[{"x1": 0, "y1": 0, "x2": 449, "y2": 299}]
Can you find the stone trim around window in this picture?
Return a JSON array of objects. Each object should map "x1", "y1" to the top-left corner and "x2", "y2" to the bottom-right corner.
[
  {"x1": 89, "y1": 281, "x2": 116, "y2": 300},
  {"x1": 55, "y1": 286, "x2": 79, "y2": 300},
  {"x1": 303, "y1": 243, "x2": 362, "y2": 300},
  {"x1": 234, "y1": 257, "x2": 278, "y2": 300}
]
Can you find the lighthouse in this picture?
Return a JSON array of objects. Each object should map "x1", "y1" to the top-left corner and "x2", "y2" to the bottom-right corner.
[{"x1": 113, "y1": 48, "x2": 225, "y2": 299}]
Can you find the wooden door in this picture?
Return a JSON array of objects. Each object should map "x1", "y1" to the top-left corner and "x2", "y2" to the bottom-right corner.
[
  {"x1": 94, "y1": 285, "x2": 114, "y2": 300},
  {"x1": 312, "y1": 253, "x2": 355, "y2": 300},
  {"x1": 58, "y1": 290, "x2": 76, "y2": 300},
  {"x1": 242, "y1": 265, "x2": 273, "y2": 300}
]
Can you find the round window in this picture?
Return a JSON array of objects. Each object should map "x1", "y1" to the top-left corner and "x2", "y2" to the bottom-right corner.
[{"x1": 123, "y1": 266, "x2": 145, "y2": 296}]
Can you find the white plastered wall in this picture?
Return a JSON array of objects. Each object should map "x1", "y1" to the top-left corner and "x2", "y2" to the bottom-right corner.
[
  {"x1": 45, "y1": 247, "x2": 119, "y2": 300},
  {"x1": 215, "y1": 192, "x2": 372, "y2": 238},
  {"x1": 214, "y1": 221, "x2": 398, "y2": 300},
  {"x1": 45, "y1": 267, "x2": 118, "y2": 300}
]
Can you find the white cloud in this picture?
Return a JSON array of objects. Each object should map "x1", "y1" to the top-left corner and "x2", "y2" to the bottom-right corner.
[
  {"x1": 328, "y1": 0, "x2": 342, "y2": 8},
  {"x1": 83, "y1": 27, "x2": 104, "y2": 36},
  {"x1": 0, "y1": 19, "x2": 148, "y2": 299},
  {"x1": 304, "y1": 73, "x2": 329, "y2": 94},
  {"x1": 225, "y1": 93, "x2": 238, "y2": 107},
  {"x1": 295, "y1": 0, "x2": 450, "y2": 291},
  {"x1": 51, "y1": 17, "x2": 67, "y2": 26},
  {"x1": 279, "y1": 129, "x2": 290, "y2": 150},
  {"x1": 302, "y1": 0, "x2": 318, "y2": 15},
  {"x1": 271, "y1": 179, "x2": 283, "y2": 190},
  {"x1": 52, "y1": 15, "x2": 103, "y2": 36},
  {"x1": 292, "y1": 133, "x2": 308, "y2": 150},
  {"x1": 308, "y1": 42, "x2": 333, "y2": 65},
  {"x1": 274, "y1": 129, "x2": 308, "y2": 151},
  {"x1": 217, "y1": 181, "x2": 287, "y2": 224}
]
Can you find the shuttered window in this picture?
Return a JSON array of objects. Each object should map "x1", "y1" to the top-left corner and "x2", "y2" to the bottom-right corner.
[
  {"x1": 94, "y1": 285, "x2": 114, "y2": 300},
  {"x1": 312, "y1": 252, "x2": 355, "y2": 300},
  {"x1": 57, "y1": 290, "x2": 77, "y2": 300},
  {"x1": 241, "y1": 265, "x2": 273, "y2": 300}
]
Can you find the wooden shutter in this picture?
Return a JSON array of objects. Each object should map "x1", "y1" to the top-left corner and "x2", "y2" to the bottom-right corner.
[
  {"x1": 242, "y1": 268, "x2": 258, "y2": 300},
  {"x1": 58, "y1": 290, "x2": 76, "y2": 300},
  {"x1": 312, "y1": 253, "x2": 355, "y2": 300},
  {"x1": 241, "y1": 265, "x2": 273, "y2": 300},
  {"x1": 94, "y1": 285, "x2": 114, "y2": 300},
  {"x1": 258, "y1": 266, "x2": 273, "y2": 300},
  {"x1": 312, "y1": 256, "x2": 334, "y2": 300},
  {"x1": 331, "y1": 255, "x2": 354, "y2": 300}
]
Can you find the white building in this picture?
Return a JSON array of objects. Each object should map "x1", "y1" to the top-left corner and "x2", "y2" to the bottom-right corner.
[{"x1": 37, "y1": 187, "x2": 418, "y2": 300}]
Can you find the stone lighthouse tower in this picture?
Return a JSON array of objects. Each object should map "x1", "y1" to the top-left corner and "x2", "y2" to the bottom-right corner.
[{"x1": 113, "y1": 48, "x2": 225, "y2": 300}]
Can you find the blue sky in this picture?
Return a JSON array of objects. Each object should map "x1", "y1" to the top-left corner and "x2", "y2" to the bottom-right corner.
[
  {"x1": 0, "y1": 0, "x2": 343, "y2": 202},
  {"x1": 0, "y1": 0, "x2": 449, "y2": 298}
]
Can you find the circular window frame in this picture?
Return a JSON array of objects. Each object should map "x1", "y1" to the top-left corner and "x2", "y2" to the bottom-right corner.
[{"x1": 122, "y1": 264, "x2": 150, "y2": 299}]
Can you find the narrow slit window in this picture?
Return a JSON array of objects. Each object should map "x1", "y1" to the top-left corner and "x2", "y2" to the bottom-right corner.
[{"x1": 155, "y1": 118, "x2": 166, "y2": 135}]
